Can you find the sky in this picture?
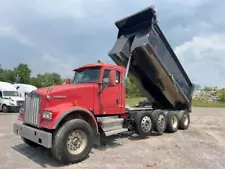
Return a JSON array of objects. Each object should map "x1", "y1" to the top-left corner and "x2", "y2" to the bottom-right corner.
[{"x1": 0, "y1": 0, "x2": 225, "y2": 88}]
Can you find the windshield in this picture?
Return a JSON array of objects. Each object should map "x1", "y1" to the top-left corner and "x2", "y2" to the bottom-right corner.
[
  {"x1": 3, "y1": 91, "x2": 19, "y2": 97},
  {"x1": 73, "y1": 67, "x2": 101, "y2": 83}
]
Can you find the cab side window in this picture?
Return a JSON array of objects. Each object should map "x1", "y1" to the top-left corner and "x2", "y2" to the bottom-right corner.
[
  {"x1": 102, "y1": 69, "x2": 110, "y2": 83},
  {"x1": 116, "y1": 71, "x2": 120, "y2": 84},
  {"x1": 102, "y1": 69, "x2": 121, "y2": 84},
  {"x1": 0, "y1": 91, "x2": 2, "y2": 97}
]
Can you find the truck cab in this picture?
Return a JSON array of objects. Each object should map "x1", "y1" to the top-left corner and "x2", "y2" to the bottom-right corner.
[
  {"x1": 17, "y1": 63, "x2": 126, "y2": 128},
  {"x1": 0, "y1": 81, "x2": 25, "y2": 113},
  {"x1": 71, "y1": 62, "x2": 126, "y2": 115}
]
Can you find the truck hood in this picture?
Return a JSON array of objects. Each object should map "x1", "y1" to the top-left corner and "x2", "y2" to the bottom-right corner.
[
  {"x1": 34, "y1": 83, "x2": 95, "y2": 96},
  {"x1": 6, "y1": 96, "x2": 24, "y2": 102}
]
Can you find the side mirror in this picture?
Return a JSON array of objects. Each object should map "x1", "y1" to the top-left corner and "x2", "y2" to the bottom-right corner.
[
  {"x1": 109, "y1": 70, "x2": 116, "y2": 87},
  {"x1": 65, "y1": 78, "x2": 71, "y2": 84}
]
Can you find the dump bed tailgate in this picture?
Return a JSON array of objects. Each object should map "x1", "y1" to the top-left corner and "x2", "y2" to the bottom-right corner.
[{"x1": 108, "y1": 7, "x2": 193, "y2": 110}]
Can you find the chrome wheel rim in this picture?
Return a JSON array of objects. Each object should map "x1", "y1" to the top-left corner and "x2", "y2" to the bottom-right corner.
[
  {"x1": 158, "y1": 114, "x2": 166, "y2": 130},
  {"x1": 66, "y1": 130, "x2": 88, "y2": 155},
  {"x1": 141, "y1": 116, "x2": 152, "y2": 133},
  {"x1": 172, "y1": 116, "x2": 178, "y2": 128},
  {"x1": 2, "y1": 106, "x2": 7, "y2": 112},
  {"x1": 183, "y1": 115, "x2": 189, "y2": 126}
]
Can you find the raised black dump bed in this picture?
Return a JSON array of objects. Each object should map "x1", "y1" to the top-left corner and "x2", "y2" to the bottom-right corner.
[{"x1": 108, "y1": 6, "x2": 194, "y2": 110}]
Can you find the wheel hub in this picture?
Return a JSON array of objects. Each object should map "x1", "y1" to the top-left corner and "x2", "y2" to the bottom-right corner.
[
  {"x1": 141, "y1": 116, "x2": 152, "y2": 133},
  {"x1": 157, "y1": 114, "x2": 166, "y2": 130},
  {"x1": 67, "y1": 130, "x2": 87, "y2": 155}
]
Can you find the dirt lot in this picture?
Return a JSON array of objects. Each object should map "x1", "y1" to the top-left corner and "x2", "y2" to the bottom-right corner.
[{"x1": 0, "y1": 107, "x2": 225, "y2": 169}]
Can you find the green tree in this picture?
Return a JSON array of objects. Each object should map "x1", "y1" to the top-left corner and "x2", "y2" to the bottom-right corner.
[
  {"x1": 14, "y1": 64, "x2": 31, "y2": 83},
  {"x1": 203, "y1": 86, "x2": 213, "y2": 91},
  {"x1": 30, "y1": 73, "x2": 62, "y2": 87},
  {"x1": 0, "y1": 69, "x2": 17, "y2": 83},
  {"x1": 194, "y1": 84, "x2": 201, "y2": 91},
  {"x1": 30, "y1": 77, "x2": 43, "y2": 88},
  {"x1": 125, "y1": 78, "x2": 144, "y2": 98},
  {"x1": 218, "y1": 88, "x2": 225, "y2": 101}
]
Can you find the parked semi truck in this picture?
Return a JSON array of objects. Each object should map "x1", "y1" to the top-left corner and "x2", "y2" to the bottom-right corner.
[{"x1": 13, "y1": 6, "x2": 194, "y2": 165}]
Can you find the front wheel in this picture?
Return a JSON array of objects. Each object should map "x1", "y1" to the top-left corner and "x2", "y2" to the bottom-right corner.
[
  {"x1": 51, "y1": 119, "x2": 94, "y2": 165},
  {"x1": 2, "y1": 105, "x2": 9, "y2": 113}
]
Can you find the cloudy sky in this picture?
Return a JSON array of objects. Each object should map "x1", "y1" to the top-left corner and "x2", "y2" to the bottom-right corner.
[{"x1": 0, "y1": 0, "x2": 225, "y2": 87}]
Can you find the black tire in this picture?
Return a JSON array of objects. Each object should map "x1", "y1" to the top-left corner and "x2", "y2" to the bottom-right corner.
[
  {"x1": 179, "y1": 111, "x2": 190, "y2": 130},
  {"x1": 51, "y1": 119, "x2": 94, "y2": 165},
  {"x1": 2, "y1": 104, "x2": 8, "y2": 113},
  {"x1": 133, "y1": 111, "x2": 153, "y2": 138},
  {"x1": 22, "y1": 137, "x2": 39, "y2": 147},
  {"x1": 151, "y1": 110, "x2": 167, "y2": 134},
  {"x1": 165, "y1": 112, "x2": 178, "y2": 133}
]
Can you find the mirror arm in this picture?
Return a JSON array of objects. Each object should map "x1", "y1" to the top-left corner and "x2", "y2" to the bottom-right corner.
[{"x1": 98, "y1": 82, "x2": 108, "y2": 94}]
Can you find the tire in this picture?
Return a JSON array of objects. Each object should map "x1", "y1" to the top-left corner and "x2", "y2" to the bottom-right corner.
[
  {"x1": 179, "y1": 111, "x2": 190, "y2": 130},
  {"x1": 133, "y1": 111, "x2": 153, "y2": 138},
  {"x1": 51, "y1": 119, "x2": 94, "y2": 165},
  {"x1": 22, "y1": 137, "x2": 39, "y2": 147},
  {"x1": 151, "y1": 110, "x2": 167, "y2": 134},
  {"x1": 2, "y1": 104, "x2": 8, "y2": 113},
  {"x1": 165, "y1": 112, "x2": 178, "y2": 133}
]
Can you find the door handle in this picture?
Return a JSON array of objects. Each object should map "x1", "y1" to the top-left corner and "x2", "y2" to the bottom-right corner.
[{"x1": 116, "y1": 99, "x2": 119, "y2": 104}]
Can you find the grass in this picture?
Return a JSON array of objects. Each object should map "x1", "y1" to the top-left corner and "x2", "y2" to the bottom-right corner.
[
  {"x1": 126, "y1": 97, "x2": 145, "y2": 105},
  {"x1": 192, "y1": 100, "x2": 225, "y2": 108},
  {"x1": 126, "y1": 97, "x2": 225, "y2": 108}
]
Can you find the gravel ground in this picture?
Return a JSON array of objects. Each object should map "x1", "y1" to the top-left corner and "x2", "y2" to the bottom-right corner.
[{"x1": 0, "y1": 107, "x2": 225, "y2": 169}]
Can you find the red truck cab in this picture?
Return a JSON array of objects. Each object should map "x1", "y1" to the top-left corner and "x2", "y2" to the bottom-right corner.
[
  {"x1": 17, "y1": 62, "x2": 126, "y2": 127},
  {"x1": 14, "y1": 62, "x2": 128, "y2": 164}
]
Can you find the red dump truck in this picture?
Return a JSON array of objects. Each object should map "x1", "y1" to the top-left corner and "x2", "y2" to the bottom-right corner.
[{"x1": 13, "y1": 6, "x2": 194, "y2": 165}]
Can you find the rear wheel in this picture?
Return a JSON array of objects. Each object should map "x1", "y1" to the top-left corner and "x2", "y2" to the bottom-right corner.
[
  {"x1": 134, "y1": 111, "x2": 153, "y2": 138},
  {"x1": 179, "y1": 111, "x2": 190, "y2": 130},
  {"x1": 51, "y1": 119, "x2": 94, "y2": 165},
  {"x1": 166, "y1": 112, "x2": 178, "y2": 133},
  {"x1": 151, "y1": 110, "x2": 167, "y2": 134}
]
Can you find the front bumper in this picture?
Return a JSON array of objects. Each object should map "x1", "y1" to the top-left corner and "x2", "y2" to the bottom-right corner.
[
  {"x1": 13, "y1": 122, "x2": 52, "y2": 148},
  {"x1": 8, "y1": 105, "x2": 20, "y2": 112}
]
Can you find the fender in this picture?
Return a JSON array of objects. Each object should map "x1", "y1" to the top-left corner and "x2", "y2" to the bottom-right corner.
[{"x1": 53, "y1": 106, "x2": 99, "y2": 134}]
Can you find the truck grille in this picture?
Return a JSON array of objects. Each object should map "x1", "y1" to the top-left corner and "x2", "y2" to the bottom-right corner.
[
  {"x1": 17, "y1": 100, "x2": 24, "y2": 107},
  {"x1": 24, "y1": 92, "x2": 41, "y2": 127}
]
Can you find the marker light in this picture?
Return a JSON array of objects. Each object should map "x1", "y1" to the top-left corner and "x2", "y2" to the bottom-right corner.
[{"x1": 72, "y1": 100, "x2": 77, "y2": 106}]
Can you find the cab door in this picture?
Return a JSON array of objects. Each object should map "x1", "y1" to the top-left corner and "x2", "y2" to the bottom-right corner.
[{"x1": 99, "y1": 68, "x2": 122, "y2": 114}]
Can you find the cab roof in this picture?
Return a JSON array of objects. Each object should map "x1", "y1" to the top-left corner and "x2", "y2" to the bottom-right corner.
[
  {"x1": 73, "y1": 63, "x2": 125, "y2": 72},
  {"x1": 0, "y1": 81, "x2": 17, "y2": 91}
]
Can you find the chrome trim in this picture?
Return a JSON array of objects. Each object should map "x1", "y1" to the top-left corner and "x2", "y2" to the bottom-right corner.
[{"x1": 24, "y1": 92, "x2": 41, "y2": 127}]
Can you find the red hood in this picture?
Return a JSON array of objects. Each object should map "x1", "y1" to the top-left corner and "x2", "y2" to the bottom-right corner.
[{"x1": 35, "y1": 84, "x2": 95, "y2": 95}]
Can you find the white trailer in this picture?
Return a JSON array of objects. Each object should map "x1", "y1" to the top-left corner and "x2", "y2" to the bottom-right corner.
[{"x1": 13, "y1": 83, "x2": 37, "y2": 99}]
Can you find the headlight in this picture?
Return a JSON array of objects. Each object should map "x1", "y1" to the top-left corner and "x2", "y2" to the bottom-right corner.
[
  {"x1": 43, "y1": 111, "x2": 52, "y2": 120},
  {"x1": 19, "y1": 108, "x2": 24, "y2": 115}
]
